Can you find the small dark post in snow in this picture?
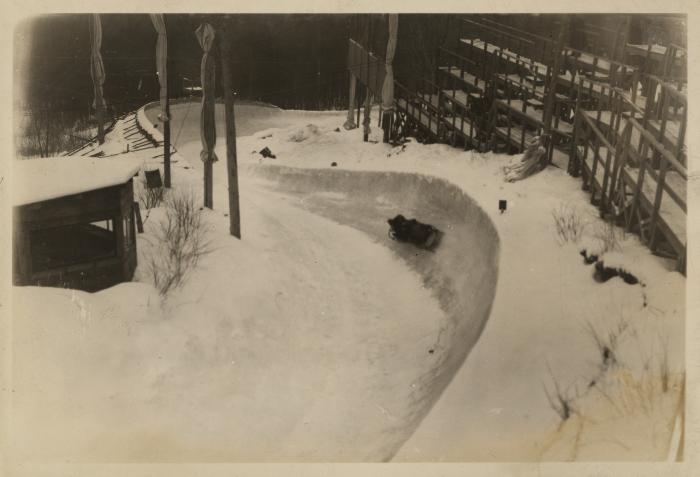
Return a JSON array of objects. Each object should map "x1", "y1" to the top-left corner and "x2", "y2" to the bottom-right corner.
[{"x1": 220, "y1": 18, "x2": 242, "y2": 239}]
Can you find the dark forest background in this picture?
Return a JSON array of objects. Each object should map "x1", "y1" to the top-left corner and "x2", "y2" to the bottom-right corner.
[
  {"x1": 14, "y1": 14, "x2": 361, "y2": 156},
  {"x1": 14, "y1": 13, "x2": 685, "y2": 157},
  {"x1": 17, "y1": 14, "x2": 355, "y2": 114}
]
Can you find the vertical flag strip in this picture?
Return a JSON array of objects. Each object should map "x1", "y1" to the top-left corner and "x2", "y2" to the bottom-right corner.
[
  {"x1": 381, "y1": 15, "x2": 398, "y2": 113},
  {"x1": 89, "y1": 14, "x2": 106, "y2": 143},
  {"x1": 343, "y1": 74, "x2": 357, "y2": 130},
  {"x1": 380, "y1": 15, "x2": 398, "y2": 143},
  {"x1": 150, "y1": 14, "x2": 169, "y2": 123},
  {"x1": 196, "y1": 22, "x2": 217, "y2": 209},
  {"x1": 196, "y1": 23, "x2": 218, "y2": 165}
]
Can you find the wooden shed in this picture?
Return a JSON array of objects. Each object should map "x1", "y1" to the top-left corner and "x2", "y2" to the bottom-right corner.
[{"x1": 13, "y1": 157, "x2": 142, "y2": 292}]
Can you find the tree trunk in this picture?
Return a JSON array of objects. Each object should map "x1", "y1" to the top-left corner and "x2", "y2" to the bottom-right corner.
[{"x1": 220, "y1": 23, "x2": 242, "y2": 239}]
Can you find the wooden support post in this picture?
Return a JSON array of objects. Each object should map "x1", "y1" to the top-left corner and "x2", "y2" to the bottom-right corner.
[
  {"x1": 133, "y1": 202, "x2": 144, "y2": 233},
  {"x1": 220, "y1": 19, "x2": 241, "y2": 239},
  {"x1": 363, "y1": 90, "x2": 371, "y2": 142},
  {"x1": 628, "y1": 134, "x2": 649, "y2": 234},
  {"x1": 204, "y1": 160, "x2": 213, "y2": 209},
  {"x1": 382, "y1": 110, "x2": 393, "y2": 143},
  {"x1": 543, "y1": 20, "x2": 568, "y2": 164},
  {"x1": 164, "y1": 95, "x2": 171, "y2": 188},
  {"x1": 356, "y1": 83, "x2": 362, "y2": 128}
]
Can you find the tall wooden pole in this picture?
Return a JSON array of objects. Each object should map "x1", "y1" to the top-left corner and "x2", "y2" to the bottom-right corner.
[
  {"x1": 220, "y1": 19, "x2": 241, "y2": 239},
  {"x1": 362, "y1": 15, "x2": 372, "y2": 142},
  {"x1": 163, "y1": 26, "x2": 171, "y2": 189},
  {"x1": 164, "y1": 98, "x2": 171, "y2": 188},
  {"x1": 543, "y1": 20, "x2": 568, "y2": 164}
]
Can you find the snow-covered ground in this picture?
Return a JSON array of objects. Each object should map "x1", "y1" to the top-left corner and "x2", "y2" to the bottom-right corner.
[{"x1": 9, "y1": 100, "x2": 686, "y2": 463}]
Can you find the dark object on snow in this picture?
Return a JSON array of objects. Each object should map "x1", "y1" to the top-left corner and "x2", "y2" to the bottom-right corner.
[
  {"x1": 580, "y1": 249, "x2": 598, "y2": 264},
  {"x1": 499, "y1": 199, "x2": 507, "y2": 213},
  {"x1": 594, "y1": 261, "x2": 639, "y2": 285},
  {"x1": 334, "y1": 127, "x2": 341, "y2": 132},
  {"x1": 259, "y1": 146, "x2": 276, "y2": 159},
  {"x1": 388, "y1": 214, "x2": 440, "y2": 250},
  {"x1": 145, "y1": 169, "x2": 163, "y2": 189},
  {"x1": 331, "y1": 162, "x2": 338, "y2": 167}
]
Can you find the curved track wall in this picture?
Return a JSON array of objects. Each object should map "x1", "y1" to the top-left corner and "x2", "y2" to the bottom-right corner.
[{"x1": 248, "y1": 164, "x2": 500, "y2": 454}]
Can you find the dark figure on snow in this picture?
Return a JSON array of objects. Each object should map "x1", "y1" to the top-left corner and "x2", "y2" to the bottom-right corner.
[{"x1": 388, "y1": 215, "x2": 440, "y2": 250}]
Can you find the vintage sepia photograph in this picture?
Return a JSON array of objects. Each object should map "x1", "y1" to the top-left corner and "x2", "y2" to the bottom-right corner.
[{"x1": 2, "y1": 4, "x2": 696, "y2": 474}]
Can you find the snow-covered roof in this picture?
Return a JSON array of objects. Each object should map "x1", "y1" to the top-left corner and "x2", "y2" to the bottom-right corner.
[{"x1": 13, "y1": 157, "x2": 143, "y2": 206}]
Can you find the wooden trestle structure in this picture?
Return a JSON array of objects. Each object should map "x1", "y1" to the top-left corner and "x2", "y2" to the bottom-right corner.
[{"x1": 349, "y1": 14, "x2": 687, "y2": 273}]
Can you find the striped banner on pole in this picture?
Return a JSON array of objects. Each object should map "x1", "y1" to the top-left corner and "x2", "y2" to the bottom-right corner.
[
  {"x1": 196, "y1": 22, "x2": 217, "y2": 209},
  {"x1": 150, "y1": 14, "x2": 169, "y2": 123},
  {"x1": 89, "y1": 14, "x2": 106, "y2": 143},
  {"x1": 381, "y1": 14, "x2": 398, "y2": 112}
]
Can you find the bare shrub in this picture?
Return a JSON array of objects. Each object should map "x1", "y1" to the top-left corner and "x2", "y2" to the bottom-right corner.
[
  {"x1": 551, "y1": 203, "x2": 586, "y2": 245},
  {"x1": 543, "y1": 362, "x2": 577, "y2": 421},
  {"x1": 582, "y1": 317, "x2": 630, "y2": 371},
  {"x1": 592, "y1": 328, "x2": 683, "y2": 417},
  {"x1": 611, "y1": 370, "x2": 662, "y2": 416},
  {"x1": 592, "y1": 217, "x2": 623, "y2": 254},
  {"x1": 658, "y1": 333, "x2": 671, "y2": 393},
  {"x1": 147, "y1": 189, "x2": 211, "y2": 296}
]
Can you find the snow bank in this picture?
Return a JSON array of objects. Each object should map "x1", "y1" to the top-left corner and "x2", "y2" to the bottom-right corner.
[
  {"x1": 11, "y1": 283, "x2": 163, "y2": 460},
  {"x1": 10, "y1": 102, "x2": 683, "y2": 464},
  {"x1": 288, "y1": 124, "x2": 321, "y2": 142}
]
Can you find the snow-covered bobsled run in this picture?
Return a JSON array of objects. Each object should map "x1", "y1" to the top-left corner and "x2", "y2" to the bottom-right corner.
[{"x1": 247, "y1": 164, "x2": 500, "y2": 457}]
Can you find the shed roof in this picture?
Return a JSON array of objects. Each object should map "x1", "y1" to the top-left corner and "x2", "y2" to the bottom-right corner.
[{"x1": 13, "y1": 157, "x2": 143, "y2": 207}]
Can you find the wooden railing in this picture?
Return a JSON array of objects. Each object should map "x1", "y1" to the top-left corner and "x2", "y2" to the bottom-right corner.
[
  {"x1": 394, "y1": 80, "x2": 442, "y2": 139},
  {"x1": 460, "y1": 18, "x2": 537, "y2": 65},
  {"x1": 571, "y1": 74, "x2": 686, "y2": 271},
  {"x1": 475, "y1": 16, "x2": 555, "y2": 65}
]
